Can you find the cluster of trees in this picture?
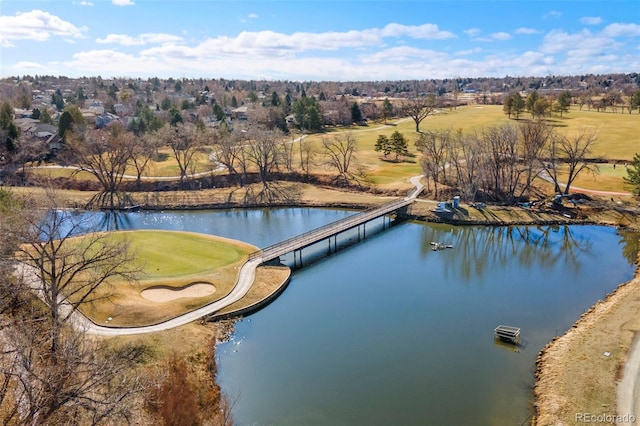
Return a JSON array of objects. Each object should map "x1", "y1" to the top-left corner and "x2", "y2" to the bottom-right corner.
[
  {"x1": 415, "y1": 121, "x2": 598, "y2": 202},
  {"x1": 504, "y1": 89, "x2": 640, "y2": 120},
  {"x1": 0, "y1": 190, "x2": 146, "y2": 424},
  {"x1": 503, "y1": 91, "x2": 572, "y2": 120},
  {"x1": 0, "y1": 189, "x2": 233, "y2": 425},
  {"x1": 374, "y1": 131, "x2": 410, "y2": 160}
]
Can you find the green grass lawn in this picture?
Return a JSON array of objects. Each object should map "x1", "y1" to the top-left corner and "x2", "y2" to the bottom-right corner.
[
  {"x1": 73, "y1": 230, "x2": 257, "y2": 326},
  {"x1": 126, "y1": 230, "x2": 252, "y2": 280}
]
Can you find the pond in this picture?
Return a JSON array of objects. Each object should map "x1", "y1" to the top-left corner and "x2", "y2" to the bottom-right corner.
[{"x1": 86, "y1": 208, "x2": 637, "y2": 425}]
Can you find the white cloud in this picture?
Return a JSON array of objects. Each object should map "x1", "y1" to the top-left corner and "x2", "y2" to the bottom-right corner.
[
  {"x1": 540, "y1": 29, "x2": 613, "y2": 54},
  {"x1": 464, "y1": 28, "x2": 481, "y2": 37},
  {"x1": 363, "y1": 46, "x2": 449, "y2": 64},
  {"x1": 601, "y1": 23, "x2": 640, "y2": 37},
  {"x1": 545, "y1": 11, "x2": 563, "y2": 18},
  {"x1": 13, "y1": 61, "x2": 48, "y2": 70},
  {"x1": 140, "y1": 28, "x2": 385, "y2": 59},
  {"x1": 248, "y1": 13, "x2": 258, "y2": 19},
  {"x1": 515, "y1": 27, "x2": 539, "y2": 35},
  {"x1": 491, "y1": 32, "x2": 511, "y2": 41},
  {"x1": 97, "y1": 33, "x2": 184, "y2": 46},
  {"x1": 0, "y1": 9, "x2": 86, "y2": 43},
  {"x1": 455, "y1": 47, "x2": 482, "y2": 56},
  {"x1": 381, "y1": 23, "x2": 456, "y2": 40},
  {"x1": 112, "y1": 0, "x2": 134, "y2": 6},
  {"x1": 580, "y1": 16, "x2": 602, "y2": 25}
]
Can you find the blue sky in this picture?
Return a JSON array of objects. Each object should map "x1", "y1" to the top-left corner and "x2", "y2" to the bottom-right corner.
[{"x1": 1, "y1": 0, "x2": 639, "y2": 81}]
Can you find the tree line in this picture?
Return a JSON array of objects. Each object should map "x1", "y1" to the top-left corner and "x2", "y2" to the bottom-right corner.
[{"x1": 414, "y1": 121, "x2": 599, "y2": 203}]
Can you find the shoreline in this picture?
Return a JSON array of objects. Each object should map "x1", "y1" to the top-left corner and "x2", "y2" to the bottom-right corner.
[
  {"x1": 8, "y1": 183, "x2": 640, "y2": 422},
  {"x1": 533, "y1": 262, "x2": 640, "y2": 425}
]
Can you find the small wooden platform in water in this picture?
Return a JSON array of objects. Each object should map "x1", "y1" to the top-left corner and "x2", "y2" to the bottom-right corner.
[{"x1": 494, "y1": 325, "x2": 521, "y2": 344}]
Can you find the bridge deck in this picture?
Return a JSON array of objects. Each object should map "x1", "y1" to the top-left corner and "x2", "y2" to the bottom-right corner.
[{"x1": 249, "y1": 196, "x2": 416, "y2": 262}]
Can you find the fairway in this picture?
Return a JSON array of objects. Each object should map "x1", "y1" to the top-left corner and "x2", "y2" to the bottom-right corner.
[
  {"x1": 78, "y1": 229, "x2": 258, "y2": 327},
  {"x1": 128, "y1": 229, "x2": 252, "y2": 279}
]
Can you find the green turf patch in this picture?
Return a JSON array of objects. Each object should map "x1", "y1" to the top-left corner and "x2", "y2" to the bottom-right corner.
[
  {"x1": 70, "y1": 229, "x2": 257, "y2": 327},
  {"x1": 124, "y1": 230, "x2": 251, "y2": 280}
]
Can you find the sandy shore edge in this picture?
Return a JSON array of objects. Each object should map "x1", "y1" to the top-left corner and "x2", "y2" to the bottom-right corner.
[{"x1": 534, "y1": 259, "x2": 640, "y2": 425}]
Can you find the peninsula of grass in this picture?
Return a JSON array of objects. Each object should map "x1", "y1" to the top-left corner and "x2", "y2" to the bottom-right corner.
[{"x1": 75, "y1": 229, "x2": 258, "y2": 327}]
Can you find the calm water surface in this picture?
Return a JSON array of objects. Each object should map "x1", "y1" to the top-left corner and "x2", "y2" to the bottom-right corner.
[{"x1": 91, "y1": 208, "x2": 637, "y2": 426}]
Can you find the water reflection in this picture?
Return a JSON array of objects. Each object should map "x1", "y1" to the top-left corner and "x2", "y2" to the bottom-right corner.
[
  {"x1": 420, "y1": 224, "x2": 595, "y2": 282},
  {"x1": 619, "y1": 229, "x2": 640, "y2": 266}
]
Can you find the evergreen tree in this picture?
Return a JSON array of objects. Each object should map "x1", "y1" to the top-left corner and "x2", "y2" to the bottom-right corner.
[
  {"x1": 169, "y1": 107, "x2": 183, "y2": 126},
  {"x1": 291, "y1": 96, "x2": 322, "y2": 132},
  {"x1": 351, "y1": 102, "x2": 363, "y2": 124},
  {"x1": 556, "y1": 91, "x2": 572, "y2": 117},
  {"x1": 503, "y1": 95, "x2": 514, "y2": 119},
  {"x1": 526, "y1": 91, "x2": 540, "y2": 118},
  {"x1": 374, "y1": 135, "x2": 391, "y2": 157},
  {"x1": 623, "y1": 153, "x2": 640, "y2": 195},
  {"x1": 213, "y1": 103, "x2": 225, "y2": 121},
  {"x1": 160, "y1": 97, "x2": 173, "y2": 111},
  {"x1": 512, "y1": 92, "x2": 525, "y2": 119},
  {"x1": 381, "y1": 98, "x2": 393, "y2": 123},
  {"x1": 58, "y1": 111, "x2": 74, "y2": 141},
  {"x1": 0, "y1": 102, "x2": 19, "y2": 154},
  {"x1": 51, "y1": 89, "x2": 65, "y2": 111},
  {"x1": 39, "y1": 108, "x2": 54, "y2": 125},
  {"x1": 390, "y1": 130, "x2": 410, "y2": 160},
  {"x1": 271, "y1": 91, "x2": 280, "y2": 107}
]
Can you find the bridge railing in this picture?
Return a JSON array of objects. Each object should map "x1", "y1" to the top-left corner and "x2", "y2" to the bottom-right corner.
[{"x1": 247, "y1": 197, "x2": 411, "y2": 261}]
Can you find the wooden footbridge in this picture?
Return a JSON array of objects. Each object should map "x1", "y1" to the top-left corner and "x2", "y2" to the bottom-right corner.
[{"x1": 248, "y1": 181, "x2": 424, "y2": 267}]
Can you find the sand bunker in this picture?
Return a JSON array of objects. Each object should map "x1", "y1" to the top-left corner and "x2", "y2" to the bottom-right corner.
[{"x1": 141, "y1": 282, "x2": 216, "y2": 303}]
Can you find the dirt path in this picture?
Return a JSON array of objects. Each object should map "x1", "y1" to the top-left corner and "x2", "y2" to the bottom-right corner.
[{"x1": 618, "y1": 334, "x2": 640, "y2": 421}]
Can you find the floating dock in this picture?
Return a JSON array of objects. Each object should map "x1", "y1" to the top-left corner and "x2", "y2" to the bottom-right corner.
[{"x1": 494, "y1": 325, "x2": 521, "y2": 344}]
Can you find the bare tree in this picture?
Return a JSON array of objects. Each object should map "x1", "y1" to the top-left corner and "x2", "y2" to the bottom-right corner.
[
  {"x1": 16, "y1": 191, "x2": 139, "y2": 354},
  {"x1": 215, "y1": 126, "x2": 242, "y2": 175},
  {"x1": 403, "y1": 94, "x2": 437, "y2": 132},
  {"x1": 0, "y1": 189, "x2": 33, "y2": 320},
  {"x1": 415, "y1": 130, "x2": 451, "y2": 198},
  {"x1": 1, "y1": 323, "x2": 146, "y2": 425},
  {"x1": 157, "y1": 123, "x2": 205, "y2": 187},
  {"x1": 518, "y1": 121, "x2": 551, "y2": 198},
  {"x1": 0, "y1": 190, "x2": 145, "y2": 425},
  {"x1": 130, "y1": 132, "x2": 161, "y2": 188},
  {"x1": 66, "y1": 124, "x2": 134, "y2": 209},
  {"x1": 452, "y1": 132, "x2": 482, "y2": 201},
  {"x1": 481, "y1": 125, "x2": 521, "y2": 202},
  {"x1": 545, "y1": 129, "x2": 599, "y2": 194},
  {"x1": 321, "y1": 131, "x2": 357, "y2": 182},
  {"x1": 299, "y1": 137, "x2": 316, "y2": 177},
  {"x1": 243, "y1": 126, "x2": 283, "y2": 187},
  {"x1": 278, "y1": 134, "x2": 295, "y2": 173}
]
